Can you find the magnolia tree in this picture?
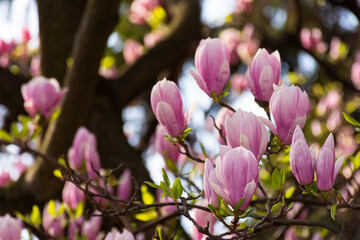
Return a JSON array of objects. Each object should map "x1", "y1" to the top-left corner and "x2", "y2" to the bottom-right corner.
[{"x1": 0, "y1": 0, "x2": 359, "y2": 239}]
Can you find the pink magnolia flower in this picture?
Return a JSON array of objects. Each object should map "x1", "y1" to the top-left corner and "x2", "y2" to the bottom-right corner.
[
  {"x1": 123, "y1": 39, "x2": 144, "y2": 64},
  {"x1": 117, "y1": 169, "x2": 132, "y2": 201},
  {"x1": 300, "y1": 28, "x2": 327, "y2": 54},
  {"x1": 128, "y1": 0, "x2": 160, "y2": 25},
  {"x1": 203, "y1": 159, "x2": 220, "y2": 208},
  {"x1": 68, "y1": 127, "x2": 101, "y2": 178},
  {"x1": 351, "y1": 60, "x2": 360, "y2": 90},
  {"x1": 214, "y1": 107, "x2": 234, "y2": 145},
  {"x1": 235, "y1": 0, "x2": 253, "y2": 15},
  {"x1": 150, "y1": 78, "x2": 195, "y2": 137},
  {"x1": 105, "y1": 228, "x2": 135, "y2": 240},
  {"x1": 289, "y1": 126, "x2": 315, "y2": 186},
  {"x1": 210, "y1": 146, "x2": 258, "y2": 209},
  {"x1": 316, "y1": 133, "x2": 345, "y2": 192},
  {"x1": 144, "y1": 30, "x2": 165, "y2": 49},
  {"x1": 0, "y1": 40, "x2": 7, "y2": 55},
  {"x1": 81, "y1": 215, "x2": 102, "y2": 240},
  {"x1": 21, "y1": 76, "x2": 67, "y2": 119},
  {"x1": 42, "y1": 201, "x2": 65, "y2": 238},
  {"x1": 0, "y1": 214, "x2": 22, "y2": 240},
  {"x1": 224, "y1": 108, "x2": 268, "y2": 161},
  {"x1": 230, "y1": 73, "x2": 248, "y2": 93},
  {"x1": 269, "y1": 85, "x2": 310, "y2": 145},
  {"x1": 191, "y1": 200, "x2": 217, "y2": 240},
  {"x1": 219, "y1": 28, "x2": 241, "y2": 65},
  {"x1": 62, "y1": 181, "x2": 85, "y2": 210},
  {"x1": 22, "y1": 27, "x2": 31, "y2": 43},
  {"x1": 157, "y1": 189, "x2": 177, "y2": 216},
  {"x1": 189, "y1": 38, "x2": 230, "y2": 97},
  {"x1": 153, "y1": 124, "x2": 182, "y2": 163},
  {"x1": 247, "y1": 48, "x2": 281, "y2": 102},
  {"x1": 30, "y1": 54, "x2": 41, "y2": 77},
  {"x1": 0, "y1": 171, "x2": 11, "y2": 187},
  {"x1": 67, "y1": 216, "x2": 84, "y2": 239}
]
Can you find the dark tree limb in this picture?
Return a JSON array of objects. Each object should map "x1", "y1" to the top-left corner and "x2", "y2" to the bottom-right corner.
[
  {"x1": 104, "y1": 0, "x2": 201, "y2": 110},
  {"x1": 25, "y1": 0, "x2": 122, "y2": 201},
  {"x1": 36, "y1": 0, "x2": 86, "y2": 82}
]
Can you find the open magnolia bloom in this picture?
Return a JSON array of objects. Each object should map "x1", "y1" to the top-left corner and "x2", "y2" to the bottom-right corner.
[{"x1": 209, "y1": 146, "x2": 259, "y2": 210}]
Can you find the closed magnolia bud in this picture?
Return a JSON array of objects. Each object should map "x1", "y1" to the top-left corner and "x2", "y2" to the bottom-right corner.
[
  {"x1": 81, "y1": 215, "x2": 102, "y2": 240},
  {"x1": 21, "y1": 76, "x2": 67, "y2": 119},
  {"x1": 117, "y1": 169, "x2": 132, "y2": 201},
  {"x1": 42, "y1": 201, "x2": 65, "y2": 238},
  {"x1": 224, "y1": 108, "x2": 268, "y2": 161},
  {"x1": 270, "y1": 85, "x2": 310, "y2": 145},
  {"x1": 214, "y1": 107, "x2": 234, "y2": 145},
  {"x1": 247, "y1": 48, "x2": 281, "y2": 102},
  {"x1": 104, "y1": 228, "x2": 135, "y2": 240},
  {"x1": 289, "y1": 126, "x2": 315, "y2": 186},
  {"x1": 62, "y1": 181, "x2": 85, "y2": 210},
  {"x1": 316, "y1": 133, "x2": 345, "y2": 192},
  {"x1": 189, "y1": 38, "x2": 230, "y2": 97},
  {"x1": 211, "y1": 146, "x2": 258, "y2": 209},
  {"x1": 68, "y1": 127, "x2": 101, "y2": 178},
  {"x1": 0, "y1": 214, "x2": 22, "y2": 240},
  {"x1": 203, "y1": 159, "x2": 220, "y2": 208},
  {"x1": 151, "y1": 79, "x2": 194, "y2": 137}
]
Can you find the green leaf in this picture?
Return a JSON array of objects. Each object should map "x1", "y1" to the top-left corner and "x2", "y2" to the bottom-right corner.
[
  {"x1": 331, "y1": 204, "x2": 337, "y2": 220},
  {"x1": 0, "y1": 129, "x2": 12, "y2": 141},
  {"x1": 183, "y1": 128, "x2": 192, "y2": 138},
  {"x1": 208, "y1": 204, "x2": 217, "y2": 215},
  {"x1": 280, "y1": 168, "x2": 286, "y2": 185},
  {"x1": 74, "y1": 202, "x2": 84, "y2": 218},
  {"x1": 57, "y1": 203, "x2": 66, "y2": 216},
  {"x1": 50, "y1": 108, "x2": 62, "y2": 121},
  {"x1": 233, "y1": 198, "x2": 245, "y2": 212},
  {"x1": 160, "y1": 181, "x2": 171, "y2": 197},
  {"x1": 287, "y1": 202, "x2": 294, "y2": 212},
  {"x1": 164, "y1": 158, "x2": 178, "y2": 173},
  {"x1": 343, "y1": 112, "x2": 360, "y2": 127},
  {"x1": 30, "y1": 205, "x2": 41, "y2": 227},
  {"x1": 162, "y1": 169, "x2": 170, "y2": 187},
  {"x1": 271, "y1": 202, "x2": 283, "y2": 213},
  {"x1": 11, "y1": 122, "x2": 20, "y2": 139},
  {"x1": 240, "y1": 207, "x2": 255, "y2": 218},
  {"x1": 144, "y1": 181, "x2": 161, "y2": 189},
  {"x1": 171, "y1": 177, "x2": 183, "y2": 199},
  {"x1": 352, "y1": 151, "x2": 360, "y2": 170},
  {"x1": 48, "y1": 200, "x2": 57, "y2": 218},
  {"x1": 271, "y1": 169, "x2": 282, "y2": 190},
  {"x1": 53, "y1": 169, "x2": 62, "y2": 178},
  {"x1": 199, "y1": 142, "x2": 208, "y2": 158}
]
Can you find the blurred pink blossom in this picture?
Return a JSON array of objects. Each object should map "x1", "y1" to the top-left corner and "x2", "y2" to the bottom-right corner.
[
  {"x1": 144, "y1": 30, "x2": 165, "y2": 49},
  {"x1": 123, "y1": 39, "x2": 144, "y2": 64},
  {"x1": 128, "y1": 0, "x2": 160, "y2": 25}
]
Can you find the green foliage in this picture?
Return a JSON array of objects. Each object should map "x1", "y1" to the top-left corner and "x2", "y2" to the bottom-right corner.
[
  {"x1": 171, "y1": 177, "x2": 183, "y2": 199},
  {"x1": 343, "y1": 112, "x2": 360, "y2": 127},
  {"x1": 331, "y1": 204, "x2": 337, "y2": 220}
]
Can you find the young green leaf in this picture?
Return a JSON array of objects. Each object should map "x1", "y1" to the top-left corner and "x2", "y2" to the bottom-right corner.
[
  {"x1": 171, "y1": 177, "x2": 183, "y2": 199},
  {"x1": 343, "y1": 112, "x2": 360, "y2": 127},
  {"x1": 160, "y1": 181, "x2": 171, "y2": 197},
  {"x1": 164, "y1": 158, "x2": 178, "y2": 173},
  {"x1": 287, "y1": 202, "x2": 294, "y2": 212},
  {"x1": 144, "y1": 181, "x2": 162, "y2": 189},
  {"x1": 11, "y1": 122, "x2": 20, "y2": 139},
  {"x1": 30, "y1": 205, "x2": 41, "y2": 227},
  {"x1": 233, "y1": 198, "x2": 245, "y2": 212},
  {"x1": 47, "y1": 200, "x2": 57, "y2": 218},
  {"x1": 271, "y1": 169, "x2": 282, "y2": 190},
  {"x1": 208, "y1": 204, "x2": 217, "y2": 216},
  {"x1": 331, "y1": 204, "x2": 337, "y2": 220},
  {"x1": 183, "y1": 128, "x2": 192, "y2": 138},
  {"x1": 240, "y1": 207, "x2": 255, "y2": 218},
  {"x1": 75, "y1": 202, "x2": 84, "y2": 218},
  {"x1": 0, "y1": 130, "x2": 12, "y2": 142},
  {"x1": 162, "y1": 169, "x2": 170, "y2": 187},
  {"x1": 271, "y1": 202, "x2": 283, "y2": 213}
]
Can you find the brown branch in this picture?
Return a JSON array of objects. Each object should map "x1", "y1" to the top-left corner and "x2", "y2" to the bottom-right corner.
[
  {"x1": 104, "y1": 0, "x2": 201, "y2": 110},
  {"x1": 24, "y1": 0, "x2": 122, "y2": 202}
]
